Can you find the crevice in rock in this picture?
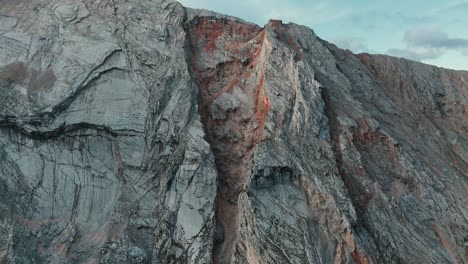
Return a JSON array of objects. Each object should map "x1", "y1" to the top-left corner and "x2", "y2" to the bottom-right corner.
[
  {"x1": 321, "y1": 87, "x2": 372, "y2": 225},
  {"x1": 0, "y1": 121, "x2": 120, "y2": 140},
  {"x1": 320, "y1": 89, "x2": 346, "y2": 198},
  {"x1": 320, "y1": 87, "x2": 377, "y2": 262},
  {"x1": 186, "y1": 16, "x2": 271, "y2": 263},
  {"x1": 320, "y1": 87, "x2": 388, "y2": 264}
]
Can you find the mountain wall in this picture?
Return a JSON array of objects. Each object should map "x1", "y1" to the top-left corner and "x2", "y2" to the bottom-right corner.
[{"x1": 0, "y1": 0, "x2": 466, "y2": 263}]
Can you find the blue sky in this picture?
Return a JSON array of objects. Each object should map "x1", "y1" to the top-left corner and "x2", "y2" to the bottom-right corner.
[{"x1": 178, "y1": 0, "x2": 468, "y2": 70}]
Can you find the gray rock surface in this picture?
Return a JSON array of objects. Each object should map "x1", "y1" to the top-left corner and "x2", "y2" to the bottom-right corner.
[{"x1": 0, "y1": 0, "x2": 466, "y2": 263}]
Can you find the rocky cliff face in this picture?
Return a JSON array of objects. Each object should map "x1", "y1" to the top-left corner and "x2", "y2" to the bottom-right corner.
[{"x1": 0, "y1": 0, "x2": 466, "y2": 263}]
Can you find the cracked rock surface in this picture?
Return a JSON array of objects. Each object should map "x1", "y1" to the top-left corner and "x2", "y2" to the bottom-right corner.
[{"x1": 0, "y1": 0, "x2": 466, "y2": 263}]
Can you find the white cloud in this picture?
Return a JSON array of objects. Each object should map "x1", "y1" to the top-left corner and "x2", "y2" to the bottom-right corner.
[
  {"x1": 388, "y1": 47, "x2": 444, "y2": 61},
  {"x1": 387, "y1": 26, "x2": 468, "y2": 62},
  {"x1": 433, "y1": 0, "x2": 468, "y2": 12},
  {"x1": 404, "y1": 27, "x2": 468, "y2": 48},
  {"x1": 331, "y1": 36, "x2": 369, "y2": 53}
]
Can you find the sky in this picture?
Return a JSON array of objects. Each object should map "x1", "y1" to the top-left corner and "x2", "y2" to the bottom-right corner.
[{"x1": 178, "y1": 0, "x2": 468, "y2": 71}]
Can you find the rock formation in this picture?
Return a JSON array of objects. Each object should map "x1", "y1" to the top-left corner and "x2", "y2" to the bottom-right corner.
[{"x1": 0, "y1": 0, "x2": 466, "y2": 263}]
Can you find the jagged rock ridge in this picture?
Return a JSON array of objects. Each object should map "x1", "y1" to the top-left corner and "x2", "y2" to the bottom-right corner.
[{"x1": 0, "y1": 0, "x2": 466, "y2": 263}]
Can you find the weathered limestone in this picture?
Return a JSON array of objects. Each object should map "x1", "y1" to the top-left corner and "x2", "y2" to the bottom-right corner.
[{"x1": 0, "y1": 1, "x2": 466, "y2": 263}]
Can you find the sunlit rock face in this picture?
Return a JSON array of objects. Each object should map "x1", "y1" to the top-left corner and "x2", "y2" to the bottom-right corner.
[{"x1": 0, "y1": 1, "x2": 466, "y2": 263}]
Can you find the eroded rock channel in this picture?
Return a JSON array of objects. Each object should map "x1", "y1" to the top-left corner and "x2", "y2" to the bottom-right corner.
[{"x1": 187, "y1": 17, "x2": 271, "y2": 263}]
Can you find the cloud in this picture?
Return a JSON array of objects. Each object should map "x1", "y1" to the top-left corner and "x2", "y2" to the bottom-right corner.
[
  {"x1": 435, "y1": 0, "x2": 468, "y2": 12},
  {"x1": 331, "y1": 36, "x2": 369, "y2": 53},
  {"x1": 387, "y1": 26, "x2": 468, "y2": 62},
  {"x1": 347, "y1": 11, "x2": 432, "y2": 30},
  {"x1": 404, "y1": 27, "x2": 468, "y2": 49},
  {"x1": 387, "y1": 47, "x2": 444, "y2": 61}
]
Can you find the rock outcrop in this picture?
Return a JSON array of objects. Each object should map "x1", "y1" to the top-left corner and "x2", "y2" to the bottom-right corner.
[{"x1": 0, "y1": 0, "x2": 466, "y2": 263}]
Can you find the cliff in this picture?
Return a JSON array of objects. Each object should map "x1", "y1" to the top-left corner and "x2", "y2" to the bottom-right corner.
[{"x1": 0, "y1": 0, "x2": 466, "y2": 263}]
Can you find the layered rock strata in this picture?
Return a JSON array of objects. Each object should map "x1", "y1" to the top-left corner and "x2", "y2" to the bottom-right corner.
[{"x1": 0, "y1": 0, "x2": 466, "y2": 263}]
